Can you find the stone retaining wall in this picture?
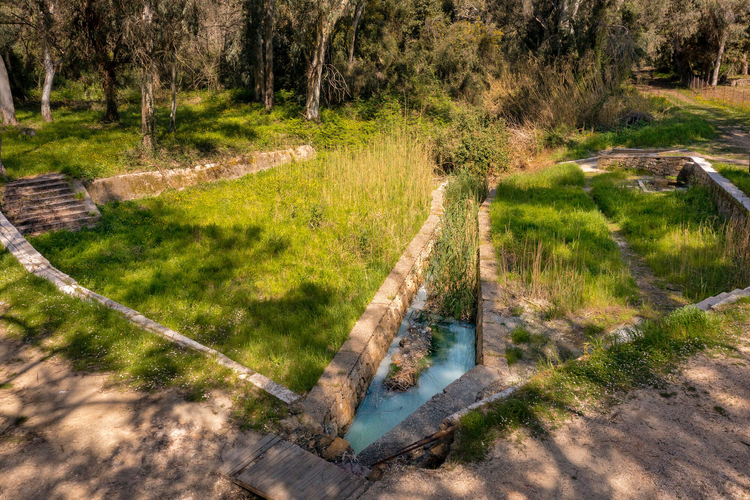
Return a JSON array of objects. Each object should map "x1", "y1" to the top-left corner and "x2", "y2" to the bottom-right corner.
[
  {"x1": 597, "y1": 155, "x2": 692, "y2": 177},
  {"x1": 597, "y1": 154, "x2": 750, "y2": 229},
  {"x1": 87, "y1": 145, "x2": 316, "y2": 204},
  {"x1": 304, "y1": 184, "x2": 445, "y2": 436}
]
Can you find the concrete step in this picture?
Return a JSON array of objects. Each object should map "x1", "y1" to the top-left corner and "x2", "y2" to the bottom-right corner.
[
  {"x1": 356, "y1": 365, "x2": 502, "y2": 466},
  {"x1": 4, "y1": 198, "x2": 83, "y2": 217},
  {"x1": 3, "y1": 186, "x2": 72, "y2": 201},
  {"x1": 4, "y1": 173, "x2": 66, "y2": 188},
  {"x1": 4, "y1": 179, "x2": 69, "y2": 193},
  {"x1": 3, "y1": 193, "x2": 78, "y2": 213},
  {"x1": 17, "y1": 215, "x2": 99, "y2": 236},
  {"x1": 15, "y1": 207, "x2": 92, "y2": 226}
]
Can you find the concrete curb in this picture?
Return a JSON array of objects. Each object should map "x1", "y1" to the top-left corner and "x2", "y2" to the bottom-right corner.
[{"x1": 0, "y1": 209, "x2": 301, "y2": 404}]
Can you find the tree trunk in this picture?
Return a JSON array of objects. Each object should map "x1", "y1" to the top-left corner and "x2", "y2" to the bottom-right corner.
[
  {"x1": 170, "y1": 57, "x2": 177, "y2": 133},
  {"x1": 41, "y1": 41, "x2": 55, "y2": 123},
  {"x1": 254, "y1": 28, "x2": 264, "y2": 102},
  {"x1": 0, "y1": 54, "x2": 18, "y2": 126},
  {"x1": 141, "y1": 63, "x2": 156, "y2": 153},
  {"x1": 305, "y1": 23, "x2": 328, "y2": 122},
  {"x1": 101, "y1": 64, "x2": 119, "y2": 122},
  {"x1": 742, "y1": 52, "x2": 748, "y2": 76},
  {"x1": 263, "y1": 0, "x2": 274, "y2": 111},
  {"x1": 711, "y1": 30, "x2": 728, "y2": 87},
  {"x1": 348, "y1": 0, "x2": 366, "y2": 68}
]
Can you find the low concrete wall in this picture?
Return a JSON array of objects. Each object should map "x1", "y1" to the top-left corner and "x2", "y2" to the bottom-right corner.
[
  {"x1": 304, "y1": 184, "x2": 445, "y2": 436},
  {"x1": 475, "y1": 188, "x2": 509, "y2": 377},
  {"x1": 596, "y1": 154, "x2": 750, "y2": 229},
  {"x1": 597, "y1": 155, "x2": 692, "y2": 177},
  {"x1": 87, "y1": 145, "x2": 316, "y2": 204}
]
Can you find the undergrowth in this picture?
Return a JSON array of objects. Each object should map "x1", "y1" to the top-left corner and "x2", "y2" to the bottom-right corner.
[
  {"x1": 30, "y1": 130, "x2": 434, "y2": 392},
  {"x1": 490, "y1": 163, "x2": 638, "y2": 319},
  {"x1": 453, "y1": 306, "x2": 726, "y2": 462},
  {"x1": 591, "y1": 171, "x2": 750, "y2": 301}
]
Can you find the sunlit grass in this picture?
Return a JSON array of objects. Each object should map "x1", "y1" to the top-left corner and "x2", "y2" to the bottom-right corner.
[
  {"x1": 714, "y1": 162, "x2": 750, "y2": 199},
  {"x1": 29, "y1": 130, "x2": 435, "y2": 392},
  {"x1": 490, "y1": 163, "x2": 638, "y2": 319},
  {"x1": 591, "y1": 171, "x2": 750, "y2": 301},
  {"x1": 1, "y1": 90, "x2": 403, "y2": 181}
]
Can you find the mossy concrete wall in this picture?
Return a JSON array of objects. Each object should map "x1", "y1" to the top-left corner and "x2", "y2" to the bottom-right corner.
[
  {"x1": 86, "y1": 145, "x2": 315, "y2": 204},
  {"x1": 597, "y1": 155, "x2": 691, "y2": 177}
]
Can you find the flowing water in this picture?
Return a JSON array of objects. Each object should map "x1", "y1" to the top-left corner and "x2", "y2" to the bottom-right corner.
[{"x1": 344, "y1": 286, "x2": 476, "y2": 454}]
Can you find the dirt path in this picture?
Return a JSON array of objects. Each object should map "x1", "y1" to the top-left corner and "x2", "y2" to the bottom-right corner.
[
  {"x1": 608, "y1": 224, "x2": 686, "y2": 313},
  {"x1": 0, "y1": 325, "x2": 258, "y2": 499},
  {"x1": 364, "y1": 335, "x2": 750, "y2": 499},
  {"x1": 637, "y1": 83, "x2": 750, "y2": 156}
]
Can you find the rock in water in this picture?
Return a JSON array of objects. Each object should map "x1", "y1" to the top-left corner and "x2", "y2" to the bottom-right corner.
[
  {"x1": 384, "y1": 324, "x2": 433, "y2": 391},
  {"x1": 322, "y1": 437, "x2": 352, "y2": 461}
]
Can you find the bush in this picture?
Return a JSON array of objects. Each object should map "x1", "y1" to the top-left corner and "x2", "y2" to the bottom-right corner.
[{"x1": 433, "y1": 107, "x2": 509, "y2": 176}]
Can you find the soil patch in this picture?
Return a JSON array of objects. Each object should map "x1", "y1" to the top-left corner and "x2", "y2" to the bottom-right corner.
[
  {"x1": 0, "y1": 327, "x2": 258, "y2": 500},
  {"x1": 363, "y1": 337, "x2": 750, "y2": 499}
]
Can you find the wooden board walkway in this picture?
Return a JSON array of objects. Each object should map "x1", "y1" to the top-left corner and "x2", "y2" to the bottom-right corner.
[{"x1": 221, "y1": 434, "x2": 370, "y2": 500}]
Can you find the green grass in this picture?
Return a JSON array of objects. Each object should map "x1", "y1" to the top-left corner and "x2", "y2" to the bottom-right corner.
[
  {"x1": 715, "y1": 162, "x2": 750, "y2": 198},
  {"x1": 591, "y1": 171, "x2": 750, "y2": 301},
  {"x1": 490, "y1": 163, "x2": 638, "y2": 319},
  {"x1": 558, "y1": 103, "x2": 716, "y2": 160},
  {"x1": 453, "y1": 305, "x2": 729, "y2": 461},
  {"x1": 0, "y1": 252, "x2": 284, "y2": 427},
  {"x1": 29, "y1": 131, "x2": 435, "y2": 393},
  {"x1": 1, "y1": 91, "x2": 409, "y2": 181}
]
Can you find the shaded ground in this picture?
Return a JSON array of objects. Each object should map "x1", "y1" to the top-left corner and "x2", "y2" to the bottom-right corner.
[
  {"x1": 0, "y1": 324, "x2": 258, "y2": 500},
  {"x1": 364, "y1": 332, "x2": 750, "y2": 499}
]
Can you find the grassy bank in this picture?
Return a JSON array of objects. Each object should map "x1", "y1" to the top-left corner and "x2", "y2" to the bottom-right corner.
[
  {"x1": 490, "y1": 164, "x2": 638, "y2": 320},
  {"x1": 0, "y1": 253, "x2": 284, "y2": 427},
  {"x1": 29, "y1": 131, "x2": 435, "y2": 393},
  {"x1": 453, "y1": 305, "x2": 732, "y2": 461},
  {"x1": 0, "y1": 92, "x2": 405, "y2": 181},
  {"x1": 591, "y1": 172, "x2": 750, "y2": 301},
  {"x1": 556, "y1": 99, "x2": 715, "y2": 160}
]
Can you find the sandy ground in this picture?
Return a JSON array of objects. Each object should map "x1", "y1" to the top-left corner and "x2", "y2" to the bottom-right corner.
[
  {"x1": 365, "y1": 338, "x2": 750, "y2": 500},
  {"x1": 0, "y1": 332, "x2": 259, "y2": 500}
]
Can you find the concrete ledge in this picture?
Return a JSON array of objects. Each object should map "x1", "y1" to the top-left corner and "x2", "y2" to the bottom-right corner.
[
  {"x1": 0, "y1": 209, "x2": 301, "y2": 405},
  {"x1": 304, "y1": 183, "x2": 446, "y2": 436},
  {"x1": 86, "y1": 145, "x2": 316, "y2": 204},
  {"x1": 475, "y1": 187, "x2": 509, "y2": 377}
]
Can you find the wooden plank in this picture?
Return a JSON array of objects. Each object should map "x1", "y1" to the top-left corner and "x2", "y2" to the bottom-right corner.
[
  {"x1": 285, "y1": 459, "x2": 334, "y2": 498},
  {"x1": 334, "y1": 476, "x2": 370, "y2": 500},
  {"x1": 221, "y1": 434, "x2": 281, "y2": 477},
  {"x1": 306, "y1": 466, "x2": 355, "y2": 500},
  {"x1": 239, "y1": 441, "x2": 302, "y2": 492},
  {"x1": 258, "y1": 446, "x2": 320, "y2": 500}
]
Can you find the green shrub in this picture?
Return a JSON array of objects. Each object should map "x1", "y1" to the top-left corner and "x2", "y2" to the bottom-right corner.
[{"x1": 434, "y1": 107, "x2": 509, "y2": 176}]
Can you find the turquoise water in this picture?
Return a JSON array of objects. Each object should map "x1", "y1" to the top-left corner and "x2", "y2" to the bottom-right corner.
[{"x1": 343, "y1": 288, "x2": 476, "y2": 454}]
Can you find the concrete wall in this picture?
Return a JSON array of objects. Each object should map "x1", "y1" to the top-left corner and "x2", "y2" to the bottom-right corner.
[
  {"x1": 597, "y1": 155, "x2": 692, "y2": 177},
  {"x1": 86, "y1": 145, "x2": 315, "y2": 204},
  {"x1": 597, "y1": 154, "x2": 750, "y2": 229},
  {"x1": 304, "y1": 184, "x2": 445, "y2": 436}
]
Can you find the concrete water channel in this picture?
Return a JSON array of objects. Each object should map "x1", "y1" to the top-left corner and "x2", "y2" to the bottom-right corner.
[{"x1": 343, "y1": 286, "x2": 476, "y2": 454}]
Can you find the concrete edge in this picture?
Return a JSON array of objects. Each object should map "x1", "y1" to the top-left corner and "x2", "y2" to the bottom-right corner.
[
  {"x1": 476, "y1": 188, "x2": 509, "y2": 377},
  {"x1": 304, "y1": 182, "x2": 447, "y2": 436},
  {"x1": 0, "y1": 209, "x2": 301, "y2": 405},
  {"x1": 85, "y1": 145, "x2": 316, "y2": 204}
]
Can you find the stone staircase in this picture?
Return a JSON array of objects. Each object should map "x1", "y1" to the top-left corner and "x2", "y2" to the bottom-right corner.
[
  {"x1": 1, "y1": 173, "x2": 101, "y2": 236},
  {"x1": 695, "y1": 287, "x2": 750, "y2": 312}
]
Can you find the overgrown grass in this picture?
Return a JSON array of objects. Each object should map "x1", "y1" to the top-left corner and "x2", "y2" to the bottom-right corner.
[
  {"x1": 0, "y1": 252, "x2": 284, "y2": 428},
  {"x1": 0, "y1": 91, "x2": 408, "y2": 181},
  {"x1": 29, "y1": 131, "x2": 435, "y2": 393},
  {"x1": 557, "y1": 103, "x2": 715, "y2": 160},
  {"x1": 453, "y1": 306, "x2": 727, "y2": 462},
  {"x1": 490, "y1": 163, "x2": 638, "y2": 319},
  {"x1": 591, "y1": 171, "x2": 750, "y2": 301},
  {"x1": 428, "y1": 170, "x2": 486, "y2": 320}
]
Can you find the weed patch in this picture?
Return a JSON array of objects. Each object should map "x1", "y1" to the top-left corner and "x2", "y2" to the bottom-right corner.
[
  {"x1": 491, "y1": 164, "x2": 638, "y2": 318},
  {"x1": 591, "y1": 173, "x2": 750, "y2": 301},
  {"x1": 453, "y1": 306, "x2": 725, "y2": 462},
  {"x1": 30, "y1": 131, "x2": 434, "y2": 392}
]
